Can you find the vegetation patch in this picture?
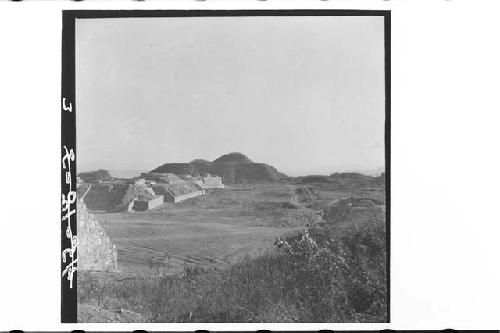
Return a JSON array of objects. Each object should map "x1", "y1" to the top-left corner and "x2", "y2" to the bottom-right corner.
[
  {"x1": 78, "y1": 217, "x2": 386, "y2": 323},
  {"x1": 271, "y1": 209, "x2": 317, "y2": 227}
]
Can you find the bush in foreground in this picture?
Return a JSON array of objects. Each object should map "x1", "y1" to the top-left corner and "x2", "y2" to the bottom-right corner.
[{"x1": 79, "y1": 218, "x2": 386, "y2": 323}]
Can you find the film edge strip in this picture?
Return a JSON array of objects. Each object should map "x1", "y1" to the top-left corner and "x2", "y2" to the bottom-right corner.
[{"x1": 61, "y1": 10, "x2": 77, "y2": 323}]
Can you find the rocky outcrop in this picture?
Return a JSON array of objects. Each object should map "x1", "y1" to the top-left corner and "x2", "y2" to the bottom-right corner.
[{"x1": 77, "y1": 200, "x2": 118, "y2": 271}]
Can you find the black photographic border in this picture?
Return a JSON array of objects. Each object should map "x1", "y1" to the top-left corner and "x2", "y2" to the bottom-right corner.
[{"x1": 61, "y1": 9, "x2": 390, "y2": 324}]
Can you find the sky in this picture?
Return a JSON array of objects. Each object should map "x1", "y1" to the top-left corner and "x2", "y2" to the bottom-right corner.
[{"x1": 76, "y1": 16, "x2": 386, "y2": 176}]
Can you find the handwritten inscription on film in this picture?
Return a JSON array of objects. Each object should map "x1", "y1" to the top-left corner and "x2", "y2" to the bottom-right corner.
[{"x1": 61, "y1": 97, "x2": 77, "y2": 288}]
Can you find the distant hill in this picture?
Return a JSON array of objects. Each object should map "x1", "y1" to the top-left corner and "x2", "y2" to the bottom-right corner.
[
  {"x1": 329, "y1": 172, "x2": 373, "y2": 181},
  {"x1": 373, "y1": 172, "x2": 386, "y2": 186},
  {"x1": 78, "y1": 169, "x2": 111, "y2": 183},
  {"x1": 344, "y1": 167, "x2": 385, "y2": 177},
  {"x1": 292, "y1": 172, "x2": 386, "y2": 188},
  {"x1": 298, "y1": 175, "x2": 332, "y2": 184},
  {"x1": 151, "y1": 152, "x2": 286, "y2": 184}
]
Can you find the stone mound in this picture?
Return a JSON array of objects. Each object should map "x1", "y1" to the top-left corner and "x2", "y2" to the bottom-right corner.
[
  {"x1": 151, "y1": 163, "x2": 194, "y2": 176},
  {"x1": 151, "y1": 152, "x2": 287, "y2": 184},
  {"x1": 190, "y1": 159, "x2": 212, "y2": 165},
  {"x1": 212, "y1": 152, "x2": 253, "y2": 164}
]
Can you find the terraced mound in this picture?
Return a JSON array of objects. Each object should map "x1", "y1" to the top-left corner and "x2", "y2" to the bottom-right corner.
[
  {"x1": 190, "y1": 159, "x2": 213, "y2": 175},
  {"x1": 210, "y1": 162, "x2": 282, "y2": 183},
  {"x1": 151, "y1": 152, "x2": 287, "y2": 184}
]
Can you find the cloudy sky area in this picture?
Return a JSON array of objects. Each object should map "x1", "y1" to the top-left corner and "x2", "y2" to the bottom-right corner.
[{"x1": 76, "y1": 16, "x2": 385, "y2": 176}]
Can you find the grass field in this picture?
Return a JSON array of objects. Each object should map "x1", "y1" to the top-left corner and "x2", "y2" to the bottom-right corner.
[
  {"x1": 94, "y1": 183, "x2": 309, "y2": 275},
  {"x1": 78, "y1": 181, "x2": 387, "y2": 322}
]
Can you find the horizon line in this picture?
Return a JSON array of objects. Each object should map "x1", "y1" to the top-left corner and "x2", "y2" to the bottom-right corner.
[{"x1": 78, "y1": 166, "x2": 385, "y2": 177}]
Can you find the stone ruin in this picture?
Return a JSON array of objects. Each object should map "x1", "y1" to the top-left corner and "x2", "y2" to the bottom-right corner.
[
  {"x1": 79, "y1": 182, "x2": 164, "y2": 212},
  {"x1": 78, "y1": 172, "x2": 224, "y2": 211},
  {"x1": 77, "y1": 199, "x2": 118, "y2": 271},
  {"x1": 132, "y1": 194, "x2": 164, "y2": 211},
  {"x1": 141, "y1": 172, "x2": 206, "y2": 203}
]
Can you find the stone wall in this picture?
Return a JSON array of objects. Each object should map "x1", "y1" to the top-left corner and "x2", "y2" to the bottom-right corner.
[
  {"x1": 191, "y1": 175, "x2": 225, "y2": 189},
  {"x1": 173, "y1": 190, "x2": 204, "y2": 203},
  {"x1": 77, "y1": 200, "x2": 118, "y2": 271}
]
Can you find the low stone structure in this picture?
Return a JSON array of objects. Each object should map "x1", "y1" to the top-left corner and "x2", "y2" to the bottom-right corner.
[
  {"x1": 79, "y1": 173, "x2": 207, "y2": 209},
  {"x1": 168, "y1": 190, "x2": 203, "y2": 203},
  {"x1": 139, "y1": 172, "x2": 205, "y2": 203},
  {"x1": 77, "y1": 200, "x2": 118, "y2": 271},
  {"x1": 132, "y1": 194, "x2": 164, "y2": 211}
]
